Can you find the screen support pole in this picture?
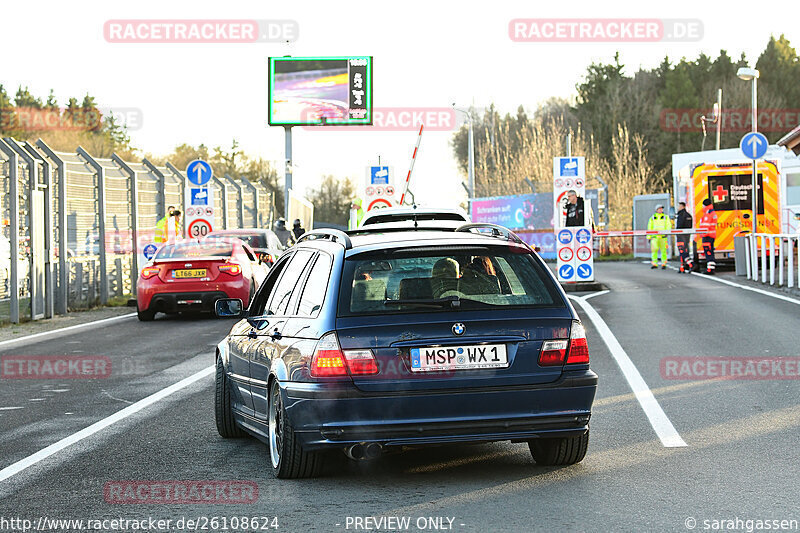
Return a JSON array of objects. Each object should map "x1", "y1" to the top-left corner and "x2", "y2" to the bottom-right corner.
[{"x1": 284, "y1": 125, "x2": 292, "y2": 221}]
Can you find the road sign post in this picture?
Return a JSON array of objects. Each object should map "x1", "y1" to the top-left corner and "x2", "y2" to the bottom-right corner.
[
  {"x1": 185, "y1": 160, "x2": 214, "y2": 238},
  {"x1": 740, "y1": 131, "x2": 768, "y2": 234},
  {"x1": 364, "y1": 165, "x2": 396, "y2": 212}
]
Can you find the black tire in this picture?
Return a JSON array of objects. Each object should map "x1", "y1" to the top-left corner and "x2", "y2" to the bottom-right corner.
[
  {"x1": 137, "y1": 308, "x2": 156, "y2": 321},
  {"x1": 269, "y1": 379, "x2": 323, "y2": 478},
  {"x1": 215, "y1": 358, "x2": 246, "y2": 438},
  {"x1": 529, "y1": 431, "x2": 589, "y2": 466}
]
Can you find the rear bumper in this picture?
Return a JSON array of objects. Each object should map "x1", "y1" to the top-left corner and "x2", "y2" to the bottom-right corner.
[
  {"x1": 282, "y1": 369, "x2": 597, "y2": 450},
  {"x1": 142, "y1": 291, "x2": 231, "y2": 313}
]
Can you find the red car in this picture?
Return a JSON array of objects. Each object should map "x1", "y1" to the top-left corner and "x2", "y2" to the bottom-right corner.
[{"x1": 136, "y1": 238, "x2": 268, "y2": 321}]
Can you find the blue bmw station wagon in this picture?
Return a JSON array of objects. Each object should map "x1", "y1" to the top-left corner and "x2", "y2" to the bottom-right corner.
[{"x1": 214, "y1": 223, "x2": 597, "y2": 478}]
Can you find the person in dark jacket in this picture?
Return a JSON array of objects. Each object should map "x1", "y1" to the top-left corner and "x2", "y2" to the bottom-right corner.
[
  {"x1": 292, "y1": 219, "x2": 305, "y2": 241},
  {"x1": 564, "y1": 190, "x2": 585, "y2": 227},
  {"x1": 675, "y1": 202, "x2": 694, "y2": 273},
  {"x1": 273, "y1": 218, "x2": 295, "y2": 247}
]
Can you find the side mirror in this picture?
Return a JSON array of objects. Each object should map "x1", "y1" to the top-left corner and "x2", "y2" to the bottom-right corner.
[{"x1": 215, "y1": 298, "x2": 244, "y2": 318}]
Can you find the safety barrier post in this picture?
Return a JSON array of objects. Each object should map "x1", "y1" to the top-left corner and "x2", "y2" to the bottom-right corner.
[
  {"x1": 113, "y1": 154, "x2": 138, "y2": 292},
  {"x1": 22, "y1": 142, "x2": 54, "y2": 318},
  {"x1": 0, "y1": 140, "x2": 20, "y2": 323},
  {"x1": 778, "y1": 237, "x2": 784, "y2": 286},
  {"x1": 77, "y1": 147, "x2": 108, "y2": 305},
  {"x1": 212, "y1": 176, "x2": 229, "y2": 229},
  {"x1": 35, "y1": 140, "x2": 68, "y2": 315},
  {"x1": 761, "y1": 235, "x2": 767, "y2": 283},
  {"x1": 769, "y1": 236, "x2": 775, "y2": 285},
  {"x1": 788, "y1": 236, "x2": 794, "y2": 289},
  {"x1": 143, "y1": 159, "x2": 166, "y2": 219},
  {"x1": 744, "y1": 236, "x2": 751, "y2": 279},
  {"x1": 240, "y1": 176, "x2": 260, "y2": 227},
  {"x1": 224, "y1": 174, "x2": 244, "y2": 228}
]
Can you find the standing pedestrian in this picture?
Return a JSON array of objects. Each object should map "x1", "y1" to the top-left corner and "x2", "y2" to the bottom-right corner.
[
  {"x1": 697, "y1": 198, "x2": 718, "y2": 274},
  {"x1": 564, "y1": 190, "x2": 585, "y2": 227},
  {"x1": 155, "y1": 206, "x2": 182, "y2": 244},
  {"x1": 292, "y1": 219, "x2": 305, "y2": 241},
  {"x1": 675, "y1": 202, "x2": 694, "y2": 273},
  {"x1": 647, "y1": 204, "x2": 671, "y2": 269},
  {"x1": 273, "y1": 218, "x2": 296, "y2": 247}
]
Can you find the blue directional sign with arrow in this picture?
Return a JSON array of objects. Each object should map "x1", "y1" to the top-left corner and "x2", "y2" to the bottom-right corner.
[
  {"x1": 186, "y1": 160, "x2": 213, "y2": 186},
  {"x1": 740, "y1": 132, "x2": 768, "y2": 160},
  {"x1": 559, "y1": 264, "x2": 574, "y2": 280},
  {"x1": 577, "y1": 264, "x2": 593, "y2": 280}
]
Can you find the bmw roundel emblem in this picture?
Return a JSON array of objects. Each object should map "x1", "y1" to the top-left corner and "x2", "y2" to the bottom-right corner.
[{"x1": 452, "y1": 323, "x2": 466, "y2": 336}]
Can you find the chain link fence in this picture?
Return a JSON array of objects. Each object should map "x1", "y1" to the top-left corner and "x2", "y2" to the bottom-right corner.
[{"x1": 0, "y1": 136, "x2": 274, "y2": 324}]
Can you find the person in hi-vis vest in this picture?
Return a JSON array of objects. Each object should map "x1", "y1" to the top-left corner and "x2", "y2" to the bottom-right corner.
[
  {"x1": 647, "y1": 204, "x2": 671, "y2": 269},
  {"x1": 155, "y1": 205, "x2": 182, "y2": 244}
]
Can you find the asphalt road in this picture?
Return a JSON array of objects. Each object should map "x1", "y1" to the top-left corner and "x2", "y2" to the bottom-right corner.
[{"x1": 1, "y1": 263, "x2": 799, "y2": 533}]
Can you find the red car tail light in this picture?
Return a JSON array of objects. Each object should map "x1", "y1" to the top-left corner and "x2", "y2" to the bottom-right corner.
[
  {"x1": 141, "y1": 266, "x2": 160, "y2": 279},
  {"x1": 343, "y1": 349, "x2": 378, "y2": 375},
  {"x1": 566, "y1": 321, "x2": 590, "y2": 364},
  {"x1": 539, "y1": 340, "x2": 568, "y2": 366},
  {"x1": 219, "y1": 263, "x2": 242, "y2": 276},
  {"x1": 310, "y1": 332, "x2": 348, "y2": 377}
]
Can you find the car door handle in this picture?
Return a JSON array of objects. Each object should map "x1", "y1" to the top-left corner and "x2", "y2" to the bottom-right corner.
[{"x1": 270, "y1": 329, "x2": 282, "y2": 340}]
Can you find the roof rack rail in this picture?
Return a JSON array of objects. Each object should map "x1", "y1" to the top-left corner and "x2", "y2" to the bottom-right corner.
[
  {"x1": 296, "y1": 229, "x2": 352, "y2": 249},
  {"x1": 455, "y1": 223, "x2": 530, "y2": 248}
]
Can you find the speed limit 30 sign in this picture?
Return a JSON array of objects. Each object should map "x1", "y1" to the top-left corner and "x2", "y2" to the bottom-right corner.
[{"x1": 188, "y1": 218, "x2": 212, "y2": 238}]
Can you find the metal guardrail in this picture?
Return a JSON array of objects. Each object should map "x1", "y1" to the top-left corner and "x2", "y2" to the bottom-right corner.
[
  {"x1": 0, "y1": 137, "x2": 276, "y2": 324},
  {"x1": 742, "y1": 233, "x2": 800, "y2": 288}
]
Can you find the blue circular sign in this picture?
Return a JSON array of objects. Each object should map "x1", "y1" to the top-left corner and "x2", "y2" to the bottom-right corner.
[
  {"x1": 577, "y1": 264, "x2": 593, "y2": 279},
  {"x1": 559, "y1": 264, "x2": 574, "y2": 280},
  {"x1": 740, "y1": 132, "x2": 768, "y2": 160},
  {"x1": 186, "y1": 160, "x2": 213, "y2": 186},
  {"x1": 576, "y1": 228, "x2": 591, "y2": 244},
  {"x1": 142, "y1": 243, "x2": 157, "y2": 261},
  {"x1": 558, "y1": 229, "x2": 573, "y2": 245}
]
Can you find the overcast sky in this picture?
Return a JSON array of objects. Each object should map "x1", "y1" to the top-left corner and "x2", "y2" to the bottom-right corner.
[{"x1": 3, "y1": 0, "x2": 798, "y2": 208}]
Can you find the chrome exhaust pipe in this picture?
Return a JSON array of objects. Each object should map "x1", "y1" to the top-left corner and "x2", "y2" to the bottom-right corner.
[
  {"x1": 364, "y1": 443, "x2": 383, "y2": 459},
  {"x1": 344, "y1": 443, "x2": 365, "y2": 460}
]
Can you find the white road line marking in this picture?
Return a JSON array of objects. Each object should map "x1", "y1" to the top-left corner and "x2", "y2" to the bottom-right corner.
[
  {"x1": 0, "y1": 365, "x2": 214, "y2": 483},
  {"x1": 582, "y1": 290, "x2": 609, "y2": 300},
  {"x1": 569, "y1": 294, "x2": 687, "y2": 448},
  {"x1": 663, "y1": 264, "x2": 800, "y2": 306},
  {"x1": 0, "y1": 407, "x2": 23, "y2": 411},
  {"x1": 0, "y1": 313, "x2": 137, "y2": 348}
]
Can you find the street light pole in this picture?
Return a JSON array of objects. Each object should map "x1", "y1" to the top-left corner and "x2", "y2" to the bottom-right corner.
[
  {"x1": 737, "y1": 67, "x2": 760, "y2": 234},
  {"x1": 452, "y1": 104, "x2": 475, "y2": 199}
]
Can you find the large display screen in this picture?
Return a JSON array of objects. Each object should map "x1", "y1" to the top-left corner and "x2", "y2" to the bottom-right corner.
[{"x1": 268, "y1": 56, "x2": 372, "y2": 126}]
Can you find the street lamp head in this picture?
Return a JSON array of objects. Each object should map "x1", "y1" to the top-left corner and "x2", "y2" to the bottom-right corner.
[{"x1": 737, "y1": 67, "x2": 760, "y2": 81}]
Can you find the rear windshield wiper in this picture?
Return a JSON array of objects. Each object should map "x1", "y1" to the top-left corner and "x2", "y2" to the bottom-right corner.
[{"x1": 384, "y1": 296, "x2": 461, "y2": 309}]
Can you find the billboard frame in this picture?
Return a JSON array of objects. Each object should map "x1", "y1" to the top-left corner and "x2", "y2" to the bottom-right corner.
[{"x1": 268, "y1": 56, "x2": 373, "y2": 126}]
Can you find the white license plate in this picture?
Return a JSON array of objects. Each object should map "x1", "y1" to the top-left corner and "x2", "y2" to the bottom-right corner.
[{"x1": 410, "y1": 344, "x2": 508, "y2": 372}]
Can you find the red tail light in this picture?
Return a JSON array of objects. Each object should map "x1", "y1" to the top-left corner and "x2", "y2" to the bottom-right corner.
[
  {"x1": 219, "y1": 263, "x2": 241, "y2": 276},
  {"x1": 539, "y1": 340, "x2": 567, "y2": 366},
  {"x1": 566, "y1": 322, "x2": 590, "y2": 364},
  {"x1": 310, "y1": 333, "x2": 347, "y2": 377},
  {"x1": 343, "y1": 349, "x2": 378, "y2": 375},
  {"x1": 141, "y1": 266, "x2": 160, "y2": 279}
]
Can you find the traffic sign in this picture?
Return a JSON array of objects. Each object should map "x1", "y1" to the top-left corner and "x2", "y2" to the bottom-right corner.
[
  {"x1": 557, "y1": 229, "x2": 573, "y2": 244},
  {"x1": 186, "y1": 160, "x2": 213, "y2": 186},
  {"x1": 576, "y1": 246, "x2": 592, "y2": 261},
  {"x1": 369, "y1": 166, "x2": 390, "y2": 185},
  {"x1": 367, "y1": 198, "x2": 392, "y2": 210},
  {"x1": 558, "y1": 247, "x2": 574, "y2": 262},
  {"x1": 576, "y1": 228, "x2": 592, "y2": 244},
  {"x1": 740, "y1": 132, "x2": 768, "y2": 160},
  {"x1": 187, "y1": 218, "x2": 212, "y2": 238},
  {"x1": 558, "y1": 157, "x2": 579, "y2": 177},
  {"x1": 142, "y1": 243, "x2": 157, "y2": 261},
  {"x1": 190, "y1": 188, "x2": 209, "y2": 206},
  {"x1": 558, "y1": 264, "x2": 574, "y2": 280},
  {"x1": 577, "y1": 264, "x2": 593, "y2": 279}
]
